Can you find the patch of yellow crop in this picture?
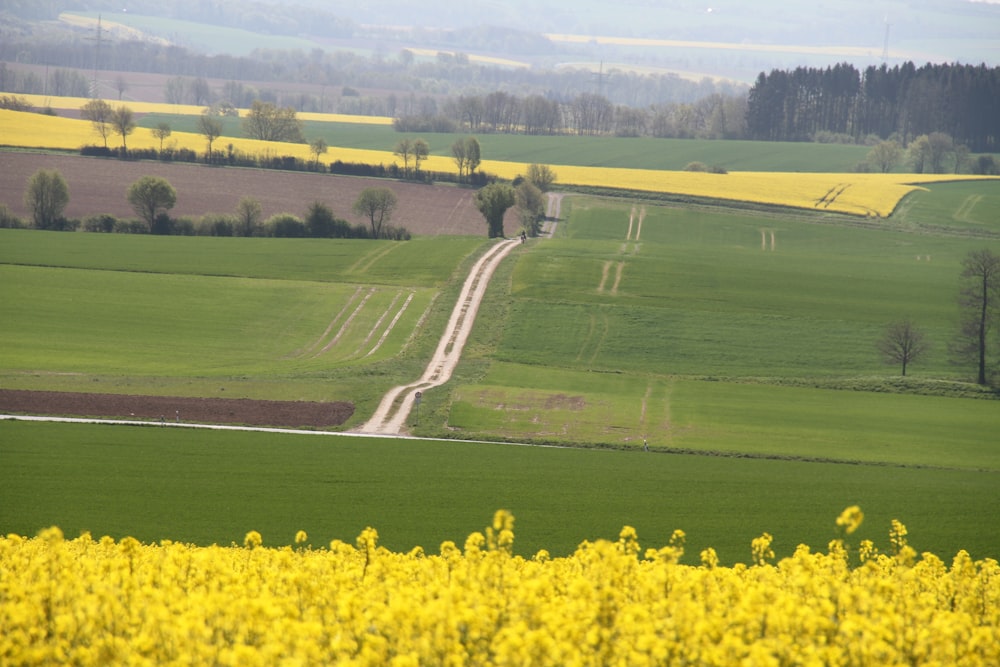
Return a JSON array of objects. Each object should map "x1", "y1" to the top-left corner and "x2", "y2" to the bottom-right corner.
[
  {"x1": 13, "y1": 94, "x2": 393, "y2": 125},
  {"x1": 484, "y1": 160, "x2": 993, "y2": 217},
  {"x1": 0, "y1": 108, "x2": 395, "y2": 164},
  {"x1": 2, "y1": 509, "x2": 999, "y2": 665}
]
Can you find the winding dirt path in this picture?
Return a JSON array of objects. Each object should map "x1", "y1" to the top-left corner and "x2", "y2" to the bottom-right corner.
[{"x1": 357, "y1": 193, "x2": 564, "y2": 435}]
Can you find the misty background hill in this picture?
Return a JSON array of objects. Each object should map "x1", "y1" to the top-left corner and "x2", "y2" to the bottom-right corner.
[{"x1": 3, "y1": 0, "x2": 998, "y2": 83}]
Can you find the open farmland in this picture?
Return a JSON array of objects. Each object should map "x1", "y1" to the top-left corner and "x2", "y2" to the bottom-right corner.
[
  {"x1": 4, "y1": 106, "x2": 997, "y2": 217},
  {"x1": 0, "y1": 230, "x2": 486, "y2": 421}
]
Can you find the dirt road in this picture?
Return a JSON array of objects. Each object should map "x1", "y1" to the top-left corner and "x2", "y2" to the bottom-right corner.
[{"x1": 357, "y1": 193, "x2": 563, "y2": 435}]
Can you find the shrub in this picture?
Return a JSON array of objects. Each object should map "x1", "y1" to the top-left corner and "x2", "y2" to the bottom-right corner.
[
  {"x1": 683, "y1": 161, "x2": 709, "y2": 172},
  {"x1": 113, "y1": 219, "x2": 148, "y2": 234},
  {"x1": 265, "y1": 213, "x2": 306, "y2": 238},
  {"x1": 0, "y1": 204, "x2": 26, "y2": 229},
  {"x1": 82, "y1": 214, "x2": 118, "y2": 233},
  {"x1": 197, "y1": 214, "x2": 236, "y2": 237}
]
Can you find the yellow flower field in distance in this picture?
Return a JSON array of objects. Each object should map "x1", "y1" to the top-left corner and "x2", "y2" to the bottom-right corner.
[
  {"x1": 11, "y1": 93, "x2": 393, "y2": 125},
  {"x1": 2, "y1": 509, "x2": 998, "y2": 666},
  {"x1": 2, "y1": 107, "x2": 994, "y2": 217}
]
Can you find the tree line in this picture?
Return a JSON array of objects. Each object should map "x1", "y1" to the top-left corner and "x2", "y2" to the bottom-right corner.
[
  {"x1": 746, "y1": 62, "x2": 1000, "y2": 152},
  {"x1": 4, "y1": 168, "x2": 411, "y2": 240}
]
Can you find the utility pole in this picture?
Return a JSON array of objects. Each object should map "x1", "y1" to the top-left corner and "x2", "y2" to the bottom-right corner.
[
  {"x1": 881, "y1": 15, "x2": 891, "y2": 64},
  {"x1": 86, "y1": 14, "x2": 103, "y2": 98}
]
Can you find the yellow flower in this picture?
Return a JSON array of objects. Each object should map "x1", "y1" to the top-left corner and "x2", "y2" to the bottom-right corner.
[
  {"x1": 243, "y1": 530, "x2": 263, "y2": 549},
  {"x1": 836, "y1": 505, "x2": 864, "y2": 535}
]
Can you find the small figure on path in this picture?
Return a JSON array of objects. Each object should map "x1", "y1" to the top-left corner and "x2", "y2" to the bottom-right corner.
[{"x1": 643, "y1": 438, "x2": 649, "y2": 452}]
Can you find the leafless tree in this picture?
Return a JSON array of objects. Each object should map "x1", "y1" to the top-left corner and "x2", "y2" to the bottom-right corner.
[
  {"x1": 952, "y1": 249, "x2": 1000, "y2": 384},
  {"x1": 877, "y1": 319, "x2": 928, "y2": 376}
]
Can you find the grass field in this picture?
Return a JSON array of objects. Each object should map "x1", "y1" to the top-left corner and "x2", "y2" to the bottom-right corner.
[
  {"x1": 1, "y1": 421, "x2": 997, "y2": 564},
  {"x1": 0, "y1": 231, "x2": 484, "y2": 408}
]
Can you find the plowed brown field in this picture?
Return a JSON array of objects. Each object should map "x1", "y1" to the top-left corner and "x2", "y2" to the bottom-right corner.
[
  {"x1": 0, "y1": 390, "x2": 353, "y2": 429},
  {"x1": 1, "y1": 152, "x2": 491, "y2": 236}
]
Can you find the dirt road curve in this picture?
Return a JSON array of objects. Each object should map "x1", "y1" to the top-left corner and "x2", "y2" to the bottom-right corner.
[
  {"x1": 357, "y1": 193, "x2": 562, "y2": 435},
  {"x1": 357, "y1": 237, "x2": 520, "y2": 434}
]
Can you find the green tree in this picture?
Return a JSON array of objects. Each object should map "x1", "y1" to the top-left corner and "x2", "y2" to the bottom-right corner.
[
  {"x1": 353, "y1": 188, "x2": 398, "y2": 238},
  {"x1": 515, "y1": 181, "x2": 545, "y2": 237},
  {"x1": 309, "y1": 138, "x2": 329, "y2": 170},
  {"x1": 243, "y1": 100, "x2": 304, "y2": 143},
  {"x1": 235, "y1": 197, "x2": 262, "y2": 237},
  {"x1": 152, "y1": 122, "x2": 172, "y2": 152},
  {"x1": 908, "y1": 135, "x2": 931, "y2": 173},
  {"x1": 24, "y1": 169, "x2": 69, "y2": 230},
  {"x1": 197, "y1": 113, "x2": 223, "y2": 160},
  {"x1": 876, "y1": 319, "x2": 928, "y2": 376},
  {"x1": 866, "y1": 140, "x2": 902, "y2": 173},
  {"x1": 526, "y1": 163, "x2": 557, "y2": 191},
  {"x1": 110, "y1": 105, "x2": 136, "y2": 151},
  {"x1": 127, "y1": 176, "x2": 177, "y2": 233},
  {"x1": 394, "y1": 138, "x2": 414, "y2": 177},
  {"x1": 80, "y1": 99, "x2": 113, "y2": 148},
  {"x1": 952, "y1": 249, "x2": 1000, "y2": 385},
  {"x1": 474, "y1": 183, "x2": 516, "y2": 238},
  {"x1": 451, "y1": 136, "x2": 480, "y2": 181}
]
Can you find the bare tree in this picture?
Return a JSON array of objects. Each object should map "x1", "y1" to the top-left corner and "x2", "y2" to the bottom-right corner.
[
  {"x1": 309, "y1": 138, "x2": 328, "y2": 170},
  {"x1": 110, "y1": 105, "x2": 135, "y2": 151},
  {"x1": 413, "y1": 138, "x2": 429, "y2": 175},
  {"x1": 877, "y1": 319, "x2": 928, "y2": 376},
  {"x1": 353, "y1": 187, "x2": 398, "y2": 238},
  {"x1": 952, "y1": 249, "x2": 1000, "y2": 384},
  {"x1": 80, "y1": 99, "x2": 113, "y2": 148},
  {"x1": 394, "y1": 138, "x2": 413, "y2": 177},
  {"x1": 152, "y1": 122, "x2": 172, "y2": 152},
  {"x1": 197, "y1": 113, "x2": 223, "y2": 160}
]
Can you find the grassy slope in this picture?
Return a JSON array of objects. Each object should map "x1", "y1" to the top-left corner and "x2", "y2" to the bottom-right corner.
[{"x1": 0, "y1": 231, "x2": 484, "y2": 413}]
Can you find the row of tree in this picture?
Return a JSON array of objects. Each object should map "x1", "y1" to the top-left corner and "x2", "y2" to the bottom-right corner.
[
  {"x1": 746, "y1": 62, "x2": 1000, "y2": 152},
  {"x1": 0, "y1": 32, "x2": 738, "y2": 109},
  {"x1": 877, "y1": 249, "x2": 1000, "y2": 387},
  {"x1": 12, "y1": 168, "x2": 414, "y2": 239}
]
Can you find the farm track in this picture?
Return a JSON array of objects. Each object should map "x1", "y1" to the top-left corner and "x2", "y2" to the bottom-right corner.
[{"x1": 357, "y1": 193, "x2": 565, "y2": 435}]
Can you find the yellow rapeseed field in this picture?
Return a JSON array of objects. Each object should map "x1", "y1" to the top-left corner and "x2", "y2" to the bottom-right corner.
[
  {"x1": 2, "y1": 508, "x2": 997, "y2": 666},
  {"x1": 12, "y1": 94, "x2": 394, "y2": 124},
  {"x1": 1, "y1": 106, "x2": 991, "y2": 217}
]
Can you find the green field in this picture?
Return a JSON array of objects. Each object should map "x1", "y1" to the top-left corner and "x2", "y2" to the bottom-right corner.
[
  {"x1": 1, "y1": 421, "x2": 997, "y2": 564},
  {"x1": 138, "y1": 113, "x2": 880, "y2": 173},
  {"x1": 2, "y1": 177, "x2": 998, "y2": 562},
  {"x1": 0, "y1": 231, "x2": 484, "y2": 408}
]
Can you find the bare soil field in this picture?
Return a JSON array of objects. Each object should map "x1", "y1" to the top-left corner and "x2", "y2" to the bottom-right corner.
[
  {"x1": 0, "y1": 390, "x2": 353, "y2": 429},
  {"x1": 1, "y1": 152, "x2": 489, "y2": 236}
]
